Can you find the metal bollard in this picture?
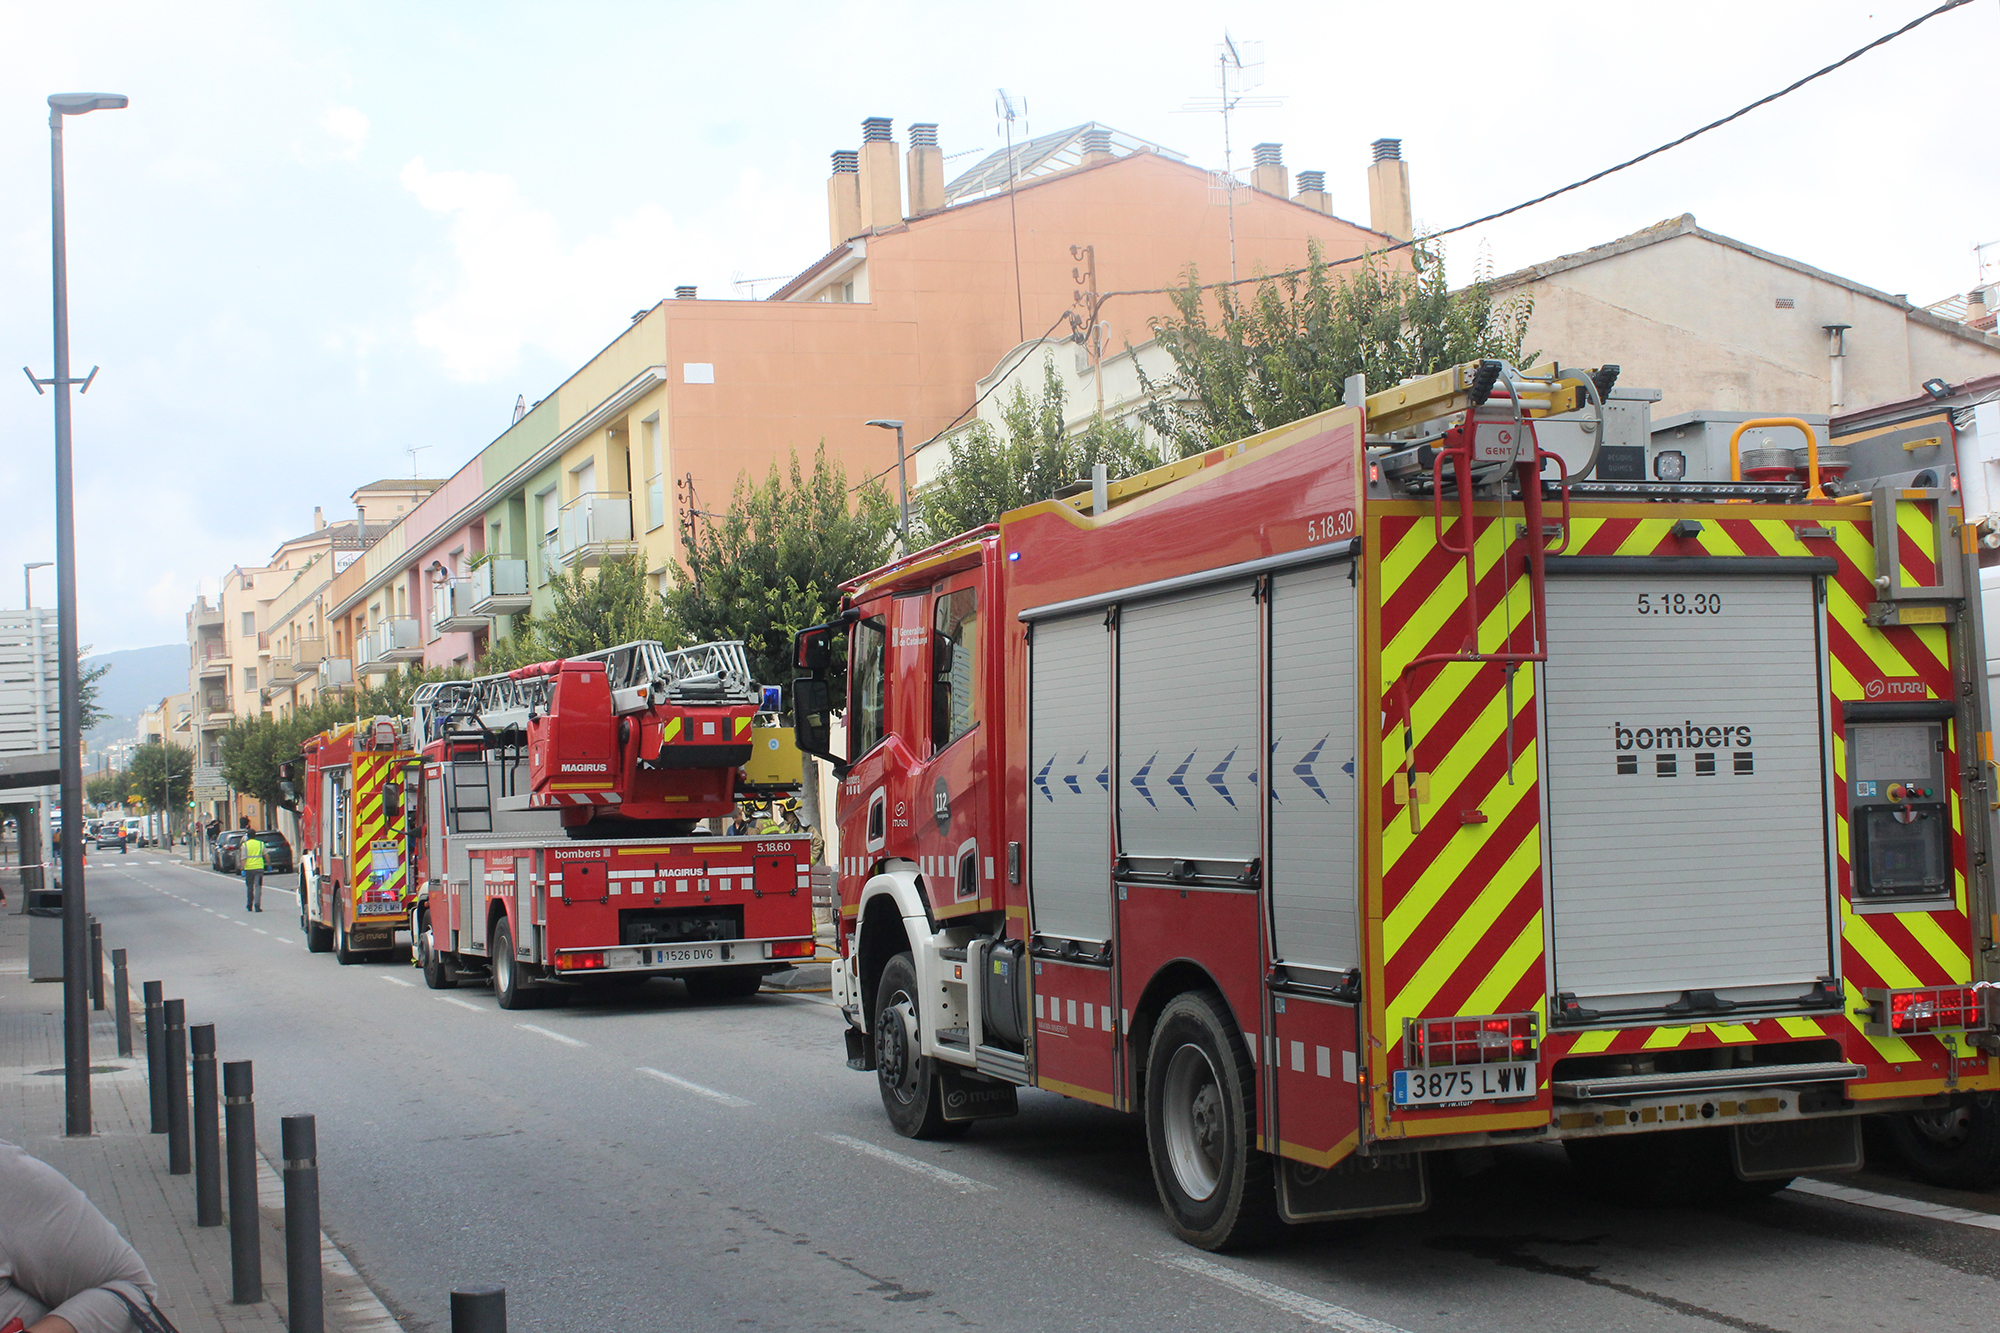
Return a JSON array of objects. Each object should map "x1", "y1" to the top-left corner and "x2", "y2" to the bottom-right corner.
[
  {"x1": 224, "y1": 1061, "x2": 261, "y2": 1303},
  {"x1": 282, "y1": 1115, "x2": 323, "y2": 1333},
  {"x1": 450, "y1": 1285, "x2": 507, "y2": 1333},
  {"x1": 144, "y1": 982, "x2": 166, "y2": 1133},
  {"x1": 192, "y1": 1024, "x2": 221, "y2": 1226},
  {"x1": 165, "y1": 999, "x2": 190, "y2": 1175},
  {"x1": 112, "y1": 949, "x2": 132, "y2": 1058},
  {"x1": 90, "y1": 917, "x2": 104, "y2": 1010}
]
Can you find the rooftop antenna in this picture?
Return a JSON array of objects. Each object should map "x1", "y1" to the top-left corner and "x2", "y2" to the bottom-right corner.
[
  {"x1": 997, "y1": 88, "x2": 1027, "y2": 342},
  {"x1": 511, "y1": 394, "x2": 527, "y2": 424},
  {"x1": 1178, "y1": 33, "x2": 1281, "y2": 283},
  {"x1": 405, "y1": 443, "x2": 432, "y2": 478},
  {"x1": 730, "y1": 270, "x2": 797, "y2": 300}
]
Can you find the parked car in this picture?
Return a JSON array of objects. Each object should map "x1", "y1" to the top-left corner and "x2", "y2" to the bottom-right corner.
[
  {"x1": 92, "y1": 821, "x2": 128, "y2": 852},
  {"x1": 249, "y1": 830, "x2": 294, "y2": 875},
  {"x1": 212, "y1": 830, "x2": 248, "y2": 872}
]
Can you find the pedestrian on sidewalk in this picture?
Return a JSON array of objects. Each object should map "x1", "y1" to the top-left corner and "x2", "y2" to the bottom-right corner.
[
  {"x1": 0, "y1": 1138, "x2": 159, "y2": 1333},
  {"x1": 238, "y1": 818, "x2": 265, "y2": 913}
]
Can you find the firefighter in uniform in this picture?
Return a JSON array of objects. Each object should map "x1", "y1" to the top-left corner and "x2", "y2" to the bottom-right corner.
[{"x1": 239, "y1": 820, "x2": 266, "y2": 912}]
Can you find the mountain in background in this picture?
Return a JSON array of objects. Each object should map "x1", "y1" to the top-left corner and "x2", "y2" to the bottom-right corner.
[{"x1": 83, "y1": 643, "x2": 189, "y2": 752}]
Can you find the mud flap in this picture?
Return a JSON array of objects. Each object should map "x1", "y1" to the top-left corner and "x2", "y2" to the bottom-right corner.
[
  {"x1": 938, "y1": 1065, "x2": 1019, "y2": 1122},
  {"x1": 1733, "y1": 1116, "x2": 1863, "y2": 1179},
  {"x1": 844, "y1": 1024, "x2": 875, "y2": 1072},
  {"x1": 1276, "y1": 1152, "x2": 1429, "y2": 1223}
]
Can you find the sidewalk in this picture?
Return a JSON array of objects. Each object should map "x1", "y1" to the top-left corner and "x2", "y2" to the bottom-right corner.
[{"x1": 0, "y1": 868, "x2": 399, "y2": 1333}]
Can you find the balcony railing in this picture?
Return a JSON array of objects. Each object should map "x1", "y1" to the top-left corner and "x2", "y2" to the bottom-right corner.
[
  {"x1": 291, "y1": 638, "x2": 325, "y2": 668},
  {"x1": 366, "y1": 618, "x2": 423, "y2": 665},
  {"x1": 432, "y1": 581, "x2": 490, "y2": 636},
  {"x1": 558, "y1": 491, "x2": 639, "y2": 570},
  {"x1": 196, "y1": 650, "x2": 231, "y2": 678},
  {"x1": 260, "y1": 659, "x2": 296, "y2": 701},
  {"x1": 318, "y1": 657, "x2": 354, "y2": 688},
  {"x1": 538, "y1": 531, "x2": 560, "y2": 584},
  {"x1": 471, "y1": 558, "x2": 532, "y2": 615}
]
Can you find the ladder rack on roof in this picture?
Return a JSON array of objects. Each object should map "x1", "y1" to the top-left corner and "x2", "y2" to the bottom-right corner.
[{"x1": 409, "y1": 639, "x2": 760, "y2": 742}]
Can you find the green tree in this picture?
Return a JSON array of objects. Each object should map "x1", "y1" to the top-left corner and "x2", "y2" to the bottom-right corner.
[
  {"x1": 1137, "y1": 240, "x2": 1534, "y2": 456},
  {"x1": 666, "y1": 444, "x2": 898, "y2": 691},
  {"x1": 79, "y1": 650, "x2": 110, "y2": 733},
  {"x1": 128, "y1": 740, "x2": 194, "y2": 814},
  {"x1": 535, "y1": 556, "x2": 678, "y2": 660},
  {"x1": 86, "y1": 770, "x2": 132, "y2": 808},
  {"x1": 917, "y1": 357, "x2": 1159, "y2": 543}
]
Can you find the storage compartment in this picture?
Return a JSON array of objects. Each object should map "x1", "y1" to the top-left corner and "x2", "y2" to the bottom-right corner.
[{"x1": 981, "y1": 937, "x2": 1028, "y2": 1049}]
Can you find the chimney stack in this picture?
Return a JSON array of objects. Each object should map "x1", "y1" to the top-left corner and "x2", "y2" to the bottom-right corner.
[
  {"x1": 1293, "y1": 170, "x2": 1332, "y2": 216},
  {"x1": 906, "y1": 122, "x2": 944, "y2": 218},
  {"x1": 1968, "y1": 288, "x2": 1991, "y2": 327},
  {"x1": 674, "y1": 286, "x2": 697, "y2": 300},
  {"x1": 827, "y1": 150, "x2": 861, "y2": 249},
  {"x1": 313, "y1": 505, "x2": 325, "y2": 531},
  {"x1": 857, "y1": 117, "x2": 902, "y2": 233},
  {"x1": 1367, "y1": 138, "x2": 1413, "y2": 242},
  {"x1": 1079, "y1": 126, "x2": 1113, "y2": 165},
  {"x1": 1250, "y1": 142, "x2": 1286, "y2": 197}
]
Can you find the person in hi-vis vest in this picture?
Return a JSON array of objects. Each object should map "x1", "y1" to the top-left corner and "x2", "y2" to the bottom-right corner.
[{"x1": 239, "y1": 817, "x2": 266, "y2": 912}]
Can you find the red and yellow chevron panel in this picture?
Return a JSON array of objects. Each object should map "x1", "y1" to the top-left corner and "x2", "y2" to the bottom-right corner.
[{"x1": 349, "y1": 750, "x2": 412, "y2": 909}]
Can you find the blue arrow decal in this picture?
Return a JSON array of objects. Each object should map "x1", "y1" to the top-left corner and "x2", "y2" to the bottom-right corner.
[
  {"x1": 1097, "y1": 766, "x2": 1110, "y2": 792},
  {"x1": 1064, "y1": 750, "x2": 1088, "y2": 796},
  {"x1": 1034, "y1": 755, "x2": 1054, "y2": 803},
  {"x1": 1340, "y1": 757, "x2": 1355, "y2": 777},
  {"x1": 1294, "y1": 736, "x2": 1331, "y2": 802},
  {"x1": 1130, "y1": 754, "x2": 1159, "y2": 808},
  {"x1": 1167, "y1": 752, "x2": 1198, "y2": 808},
  {"x1": 1206, "y1": 748, "x2": 1239, "y2": 807}
]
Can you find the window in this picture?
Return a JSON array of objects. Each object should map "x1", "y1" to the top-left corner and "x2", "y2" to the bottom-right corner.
[
  {"x1": 241, "y1": 612, "x2": 255, "y2": 636},
  {"x1": 931, "y1": 587, "x2": 978, "y2": 754},
  {"x1": 243, "y1": 668, "x2": 257, "y2": 691},
  {"x1": 643, "y1": 416, "x2": 664, "y2": 531},
  {"x1": 850, "y1": 617, "x2": 888, "y2": 760}
]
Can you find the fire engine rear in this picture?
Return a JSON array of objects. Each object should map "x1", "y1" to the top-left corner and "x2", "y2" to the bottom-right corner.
[
  {"x1": 298, "y1": 715, "x2": 419, "y2": 963},
  {"x1": 794, "y1": 360, "x2": 2000, "y2": 1248},
  {"x1": 389, "y1": 639, "x2": 811, "y2": 1007}
]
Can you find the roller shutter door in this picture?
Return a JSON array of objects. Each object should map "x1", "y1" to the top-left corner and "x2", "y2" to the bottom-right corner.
[
  {"x1": 1027, "y1": 612, "x2": 1112, "y2": 943},
  {"x1": 1542, "y1": 572, "x2": 1835, "y2": 1015},
  {"x1": 1268, "y1": 562, "x2": 1360, "y2": 972}
]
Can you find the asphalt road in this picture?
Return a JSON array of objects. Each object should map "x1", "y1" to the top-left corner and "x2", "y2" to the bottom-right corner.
[{"x1": 80, "y1": 852, "x2": 2000, "y2": 1333}]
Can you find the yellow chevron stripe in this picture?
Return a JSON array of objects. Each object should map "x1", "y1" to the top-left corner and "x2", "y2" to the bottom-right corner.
[
  {"x1": 1382, "y1": 518, "x2": 1517, "y2": 672},
  {"x1": 1381, "y1": 738, "x2": 1538, "y2": 955},
  {"x1": 1642, "y1": 1026, "x2": 1691, "y2": 1049},
  {"x1": 1832, "y1": 519, "x2": 1878, "y2": 585},
  {"x1": 1841, "y1": 905, "x2": 1922, "y2": 988},
  {"x1": 1900, "y1": 911, "x2": 1972, "y2": 982},
  {"x1": 1778, "y1": 1016, "x2": 1827, "y2": 1039},
  {"x1": 734, "y1": 715, "x2": 752, "y2": 738},
  {"x1": 664, "y1": 717, "x2": 683, "y2": 743},
  {"x1": 1614, "y1": 517, "x2": 1678, "y2": 554},
  {"x1": 1459, "y1": 910, "x2": 1544, "y2": 1016},
  {"x1": 1845, "y1": 977, "x2": 1919, "y2": 1064},
  {"x1": 1708, "y1": 1023, "x2": 1757, "y2": 1044},
  {"x1": 1388, "y1": 832, "x2": 1540, "y2": 1025},
  {"x1": 1568, "y1": 1030, "x2": 1616, "y2": 1055},
  {"x1": 1897, "y1": 501, "x2": 1936, "y2": 584}
]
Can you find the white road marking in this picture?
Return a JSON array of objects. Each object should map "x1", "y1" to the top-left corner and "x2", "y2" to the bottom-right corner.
[
  {"x1": 440, "y1": 997, "x2": 484, "y2": 1013},
  {"x1": 777, "y1": 992, "x2": 841, "y2": 1009},
  {"x1": 637, "y1": 1066, "x2": 752, "y2": 1107},
  {"x1": 1788, "y1": 1178, "x2": 2000, "y2": 1231},
  {"x1": 819, "y1": 1133, "x2": 995, "y2": 1194},
  {"x1": 380, "y1": 976, "x2": 413, "y2": 988},
  {"x1": 1153, "y1": 1253, "x2": 1412, "y2": 1333},
  {"x1": 516, "y1": 1022, "x2": 584, "y2": 1047},
  {"x1": 253, "y1": 929, "x2": 268, "y2": 936},
  {"x1": 275, "y1": 938, "x2": 294, "y2": 946}
]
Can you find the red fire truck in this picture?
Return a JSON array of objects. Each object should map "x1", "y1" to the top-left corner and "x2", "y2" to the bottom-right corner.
[
  {"x1": 793, "y1": 359, "x2": 2000, "y2": 1248},
  {"x1": 297, "y1": 716, "x2": 420, "y2": 963},
  {"x1": 400, "y1": 639, "x2": 814, "y2": 1007}
]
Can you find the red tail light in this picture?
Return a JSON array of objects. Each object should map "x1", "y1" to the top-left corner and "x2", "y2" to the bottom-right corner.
[
  {"x1": 1406, "y1": 1012, "x2": 1539, "y2": 1068},
  {"x1": 555, "y1": 952, "x2": 605, "y2": 971},
  {"x1": 1867, "y1": 985, "x2": 1988, "y2": 1037},
  {"x1": 766, "y1": 939, "x2": 815, "y2": 960}
]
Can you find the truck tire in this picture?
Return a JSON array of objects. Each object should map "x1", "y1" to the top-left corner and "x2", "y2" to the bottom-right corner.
[
  {"x1": 873, "y1": 952, "x2": 967, "y2": 1141},
  {"x1": 302, "y1": 877, "x2": 333, "y2": 954},
  {"x1": 492, "y1": 917, "x2": 530, "y2": 1010},
  {"x1": 334, "y1": 905, "x2": 360, "y2": 966},
  {"x1": 1144, "y1": 988, "x2": 1278, "y2": 1250},
  {"x1": 1883, "y1": 1093, "x2": 2000, "y2": 1189},
  {"x1": 418, "y1": 915, "x2": 457, "y2": 990},
  {"x1": 683, "y1": 968, "x2": 763, "y2": 1002}
]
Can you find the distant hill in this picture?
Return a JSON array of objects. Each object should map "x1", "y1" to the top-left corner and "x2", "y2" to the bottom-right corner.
[{"x1": 83, "y1": 643, "x2": 188, "y2": 749}]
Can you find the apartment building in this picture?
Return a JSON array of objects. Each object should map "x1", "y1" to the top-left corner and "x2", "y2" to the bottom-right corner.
[{"x1": 317, "y1": 118, "x2": 1392, "y2": 679}]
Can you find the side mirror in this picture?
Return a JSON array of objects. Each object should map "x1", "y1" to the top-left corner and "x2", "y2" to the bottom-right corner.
[
  {"x1": 933, "y1": 634, "x2": 954, "y2": 676},
  {"x1": 791, "y1": 676, "x2": 846, "y2": 775},
  {"x1": 795, "y1": 625, "x2": 834, "y2": 674}
]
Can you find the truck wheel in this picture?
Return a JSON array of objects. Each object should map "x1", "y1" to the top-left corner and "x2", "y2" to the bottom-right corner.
[
  {"x1": 492, "y1": 918, "x2": 530, "y2": 1010},
  {"x1": 1883, "y1": 1093, "x2": 2000, "y2": 1189},
  {"x1": 1144, "y1": 989, "x2": 1277, "y2": 1250},
  {"x1": 683, "y1": 968, "x2": 763, "y2": 1002},
  {"x1": 419, "y1": 917, "x2": 457, "y2": 990},
  {"x1": 334, "y1": 908, "x2": 360, "y2": 966},
  {"x1": 302, "y1": 879, "x2": 333, "y2": 954},
  {"x1": 873, "y1": 952, "x2": 967, "y2": 1141}
]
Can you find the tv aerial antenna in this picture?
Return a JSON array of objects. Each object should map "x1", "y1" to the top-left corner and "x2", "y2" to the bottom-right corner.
[
  {"x1": 1178, "y1": 33, "x2": 1282, "y2": 283},
  {"x1": 405, "y1": 443, "x2": 433, "y2": 478}
]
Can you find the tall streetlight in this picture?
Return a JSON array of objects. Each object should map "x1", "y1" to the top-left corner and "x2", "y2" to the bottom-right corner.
[
  {"x1": 24, "y1": 561, "x2": 52, "y2": 608},
  {"x1": 27, "y1": 91, "x2": 127, "y2": 1137},
  {"x1": 865, "y1": 419, "x2": 908, "y2": 544}
]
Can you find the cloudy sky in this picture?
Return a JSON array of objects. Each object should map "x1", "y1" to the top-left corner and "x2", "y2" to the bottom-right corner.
[{"x1": 4, "y1": 0, "x2": 1994, "y2": 654}]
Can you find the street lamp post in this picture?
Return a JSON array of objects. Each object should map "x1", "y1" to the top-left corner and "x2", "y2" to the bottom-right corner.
[
  {"x1": 24, "y1": 561, "x2": 51, "y2": 608},
  {"x1": 865, "y1": 419, "x2": 908, "y2": 544},
  {"x1": 30, "y1": 91, "x2": 127, "y2": 1137}
]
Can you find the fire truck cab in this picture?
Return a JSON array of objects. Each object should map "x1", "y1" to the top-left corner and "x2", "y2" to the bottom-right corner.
[{"x1": 797, "y1": 360, "x2": 2000, "y2": 1248}]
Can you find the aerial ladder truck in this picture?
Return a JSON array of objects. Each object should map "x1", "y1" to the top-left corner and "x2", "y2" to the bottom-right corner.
[{"x1": 794, "y1": 358, "x2": 2000, "y2": 1248}]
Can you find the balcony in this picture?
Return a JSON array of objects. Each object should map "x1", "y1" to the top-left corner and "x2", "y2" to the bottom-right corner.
[
  {"x1": 261, "y1": 659, "x2": 296, "y2": 701},
  {"x1": 189, "y1": 599, "x2": 223, "y2": 630},
  {"x1": 471, "y1": 558, "x2": 532, "y2": 615},
  {"x1": 558, "y1": 491, "x2": 639, "y2": 570},
  {"x1": 318, "y1": 657, "x2": 354, "y2": 688},
  {"x1": 368, "y1": 617, "x2": 423, "y2": 665},
  {"x1": 432, "y1": 581, "x2": 490, "y2": 636},
  {"x1": 292, "y1": 638, "x2": 325, "y2": 669},
  {"x1": 199, "y1": 694, "x2": 233, "y2": 723},
  {"x1": 196, "y1": 648, "x2": 231, "y2": 680}
]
